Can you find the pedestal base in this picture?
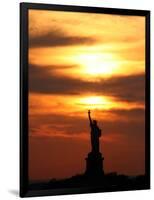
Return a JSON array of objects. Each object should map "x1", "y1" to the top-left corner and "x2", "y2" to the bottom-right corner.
[{"x1": 85, "y1": 151, "x2": 104, "y2": 179}]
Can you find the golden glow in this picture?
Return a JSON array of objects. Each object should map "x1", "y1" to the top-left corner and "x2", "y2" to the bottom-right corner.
[
  {"x1": 29, "y1": 46, "x2": 145, "y2": 80},
  {"x1": 75, "y1": 53, "x2": 118, "y2": 76},
  {"x1": 80, "y1": 96, "x2": 105, "y2": 105},
  {"x1": 78, "y1": 96, "x2": 111, "y2": 109},
  {"x1": 29, "y1": 93, "x2": 144, "y2": 118}
]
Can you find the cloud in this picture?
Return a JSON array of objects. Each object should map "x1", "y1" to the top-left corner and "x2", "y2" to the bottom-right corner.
[
  {"x1": 29, "y1": 107, "x2": 145, "y2": 138},
  {"x1": 29, "y1": 64, "x2": 145, "y2": 103},
  {"x1": 100, "y1": 73, "x2": 145, "y2": 103},
  {"x1": 107, "y1": 108, "x2": 145, "y2": 121},
  {"x1": 29, "y1": 28, "x2": 96, "y2": 48},
  {"x1": 29, "y1": 113, "x2": 88, "y2": 137}
]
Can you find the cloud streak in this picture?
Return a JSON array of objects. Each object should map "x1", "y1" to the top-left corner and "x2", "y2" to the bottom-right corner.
[
  {"x1": 29, "y1": 64, "x2": 145, "y2": 103},
  {"x1": 29, "y1": 107, "x2": 145, "y2": 140},
  {"x1": 29, "y1": 28, "x2": 96, "y2": 48}
]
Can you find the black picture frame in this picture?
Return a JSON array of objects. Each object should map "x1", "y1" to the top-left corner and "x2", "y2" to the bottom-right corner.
[{"x1": 20, "y1": 2, "x2": 150, "y2": 197}]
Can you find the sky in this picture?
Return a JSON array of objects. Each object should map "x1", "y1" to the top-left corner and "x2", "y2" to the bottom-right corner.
[{"x1": 28, "y1": 9, "x2": 145, "y2": 181}]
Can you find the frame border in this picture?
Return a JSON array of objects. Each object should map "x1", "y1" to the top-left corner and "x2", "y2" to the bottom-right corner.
[{"x1": 20, "y1": 2, "x2": 150, "y2": 197}]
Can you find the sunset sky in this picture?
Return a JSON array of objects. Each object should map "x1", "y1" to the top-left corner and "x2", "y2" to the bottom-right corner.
[{"x1": 28, "y1": 9, "x2": 145, "y2": 181}]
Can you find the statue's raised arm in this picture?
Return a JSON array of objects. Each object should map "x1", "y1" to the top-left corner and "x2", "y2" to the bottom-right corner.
[{"x1": 88, "y1": 110, "x2": 92, "y2": 126}]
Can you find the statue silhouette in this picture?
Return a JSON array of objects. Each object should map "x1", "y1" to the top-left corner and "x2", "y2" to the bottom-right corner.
[
  {"x1": 88, "y1": 110, "x2": 101, "y2": 153},
  {"x1": 85, "y1": 110, "x2": 104, "y2": 177}
]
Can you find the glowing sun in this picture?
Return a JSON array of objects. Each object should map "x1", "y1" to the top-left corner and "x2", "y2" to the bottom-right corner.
[{"x1": 76, "y1": 53, "x2": 118, "y2": 77}]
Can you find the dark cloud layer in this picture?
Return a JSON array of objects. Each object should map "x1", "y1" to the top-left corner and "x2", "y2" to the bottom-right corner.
[
  {"x1": 103, "y1": 108, "x2": 145, "y2": 122},
  {"x1": 29, "y1": 64, "x2": 145, "y2": 103},
  {"x1": 29, "y1": 29, "x2": 95, "y2": 48}
]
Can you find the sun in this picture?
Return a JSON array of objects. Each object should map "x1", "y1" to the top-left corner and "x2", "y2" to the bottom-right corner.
[
  {"x1": 81, "y1": 96, "x2": 103, "y2": 105},
  {"x1": 76, "y1": 53, "x2": 118, "y2": 77},
  {"x1": 77, "y1": 96, "x2": 112, "y2": 110}
]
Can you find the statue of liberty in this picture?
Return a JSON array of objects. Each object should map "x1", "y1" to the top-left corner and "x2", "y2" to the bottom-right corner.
[{"x1": 88, "y1": 110, "x2": 102, "y2": 153}]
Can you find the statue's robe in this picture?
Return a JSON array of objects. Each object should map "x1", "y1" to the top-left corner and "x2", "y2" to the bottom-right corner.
[{"x1": 90, "y1": 124, "x2": 101, "y2": 153}]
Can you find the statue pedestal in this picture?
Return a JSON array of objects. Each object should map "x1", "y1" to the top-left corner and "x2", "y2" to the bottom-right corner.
[{"x1": 85, "y1": 151, "x2": 104, "y2": 179}]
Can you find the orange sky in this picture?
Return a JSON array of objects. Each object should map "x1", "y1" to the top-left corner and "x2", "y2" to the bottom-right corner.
[{"x1": 28, "y1": 9, "x2": 145, "y2": 181}]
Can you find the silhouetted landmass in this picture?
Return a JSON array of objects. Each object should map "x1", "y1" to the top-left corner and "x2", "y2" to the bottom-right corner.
[{"x1": 29, "y1": 173, "x2": 147, "y2": 192}]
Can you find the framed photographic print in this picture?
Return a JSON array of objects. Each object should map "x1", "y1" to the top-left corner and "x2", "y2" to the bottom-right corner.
[{"x1": 20, "y1": 2, "x2": 150, "y2": 197}]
